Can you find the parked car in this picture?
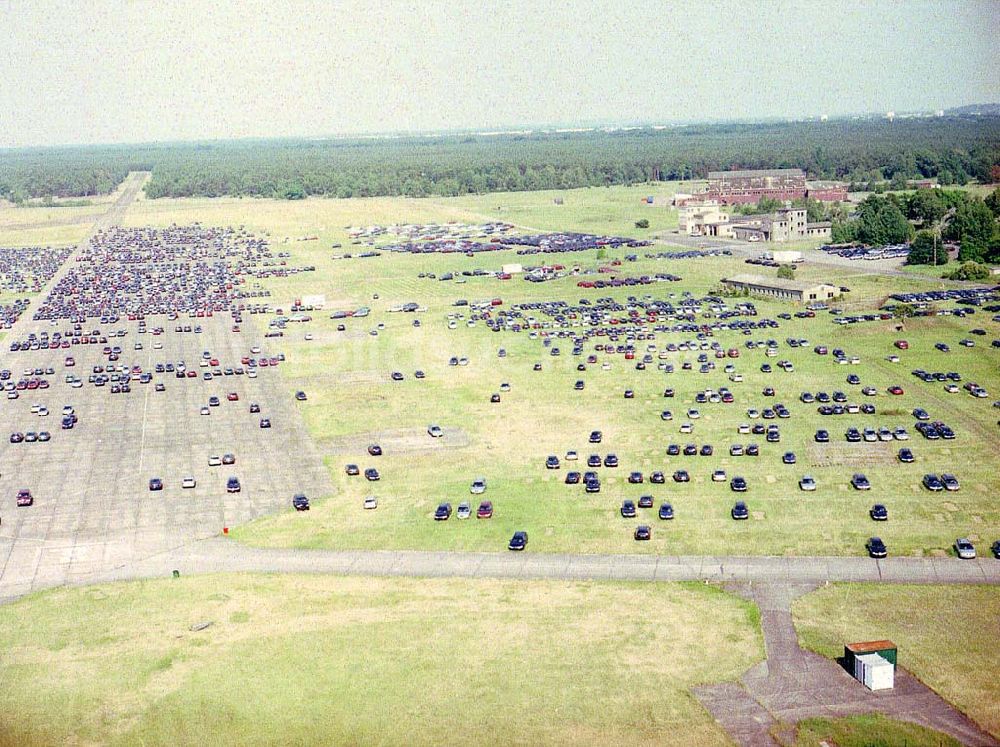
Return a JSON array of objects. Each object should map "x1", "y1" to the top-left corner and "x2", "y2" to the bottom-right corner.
[
  {"x1": 226, "y1": 476, "x2": 241, "y2": 493},
  {"x1": 658, "y1": 503, "x2": 674, "y2": 520},
  {"x1": 922, "y1": 473, "x2": 944, "y2": 492},
  {"x1": 799, "y1": 475, "x2": 817, "y2": 491},
  {"x1": 851, "y1": 473, "x2": 871, "y2": 490},
  {"x1": 870, "y1": 504, "x2": 888, "y2": 521},
  {"x1": 634, "y1": 525, "x2": 651, "y2": 541},
  {"x1": 866, "y1": 537, "x2": 888, "y2": 558},
  {"x1": 731, "y1": 501, "x2": 749, "y2": 520},
  {"x1": 293, "y1": 493, "x2": 310, "y2": 510},
  {"x1": 508, "y1": 531, "x2": 528, "y2": 551},
  {"x1": 456, "y1": 502, "x2": 472, "y2": 519},
  {"x1": 621, "y1": 500, "x2": 637, "y2": 518},
  {"x1": 477, "y1": 501, "x2": 493, "y2": 519},
  {"x1": 434, "y1": 503, "x2": 452, "y2": 520},
  {"x1": 954, "y1": 538, "x2": 976, "y2": 559}
]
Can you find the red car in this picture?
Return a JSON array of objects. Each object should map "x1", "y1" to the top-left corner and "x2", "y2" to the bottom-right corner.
[
  {"x1": 887, "y1": 386, "x2": 904, "y2": 395},
  {"x1": 894, "y1": 340, "x2": 909, "y2": 350},
  {"x1": 227, "y1": 392, "x2": 239, "y2": 401},
  {"x1": 17, "y1": 489, "x2": 33, "y2": 507},
  {"x1": 476, "y1": 501, "x2": 493, "y2": 519}
]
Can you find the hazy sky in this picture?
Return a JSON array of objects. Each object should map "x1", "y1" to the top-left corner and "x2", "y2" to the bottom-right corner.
[{"x1": 1, "y1": 0, "x2": 997, "y2": 147}]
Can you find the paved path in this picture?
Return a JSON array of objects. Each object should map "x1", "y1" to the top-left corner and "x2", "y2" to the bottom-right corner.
[
  {"x1": 694, "y1": 582, "x2": 999, "y2": 747},
  {"x1": 3, "y1": 537, "x2": 990, "y2": 602}
]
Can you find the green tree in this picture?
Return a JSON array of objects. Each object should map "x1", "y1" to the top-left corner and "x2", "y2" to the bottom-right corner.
[
  {"x1": 906, "y1": 230, "x2": 948, "y2": 265},
  {"x1": 906, "y1": 188, "x2": 948, "y2": 224},
  {"x1": 948, "y1": 199, "x2": 996, "y2": 259},
  {"x1": 855, "y1": 194, "x2": 914, "y2": 246},
  {"x1": 830, "y1": 217, "x2": 858, "y2": 244},
  {"x1": 280, "y1": 183, "x2": 306, "y2": 200},
  {"x1": 635, "y1": 218, "x2": 650, "y2": 229},
  {"x1": 985, "y1": 187, "x2": 1000, "y2": 218},
  {"x1": 892, "y1": 303, "x2": 916, "y2": 319},
  {"x1": 776, "y1": 265, "x2": 796, "y2": 280},
  {"x1": 942, "y1": 261, "x2": 991, "y2": 281}
]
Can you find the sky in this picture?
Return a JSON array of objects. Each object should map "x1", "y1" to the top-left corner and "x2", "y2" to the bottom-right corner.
[{"x1": 1, "y1": 0, "x2": 998, "y2": 148}]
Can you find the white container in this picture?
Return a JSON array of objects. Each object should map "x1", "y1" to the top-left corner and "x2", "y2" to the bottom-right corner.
[{"x1": 856, "y1": 653, "x2": 894, "y2": 691}]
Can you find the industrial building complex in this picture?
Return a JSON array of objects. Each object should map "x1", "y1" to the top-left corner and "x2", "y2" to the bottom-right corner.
[{"x1": 678, "y1": 202, "x2": 832, "y2": 242}]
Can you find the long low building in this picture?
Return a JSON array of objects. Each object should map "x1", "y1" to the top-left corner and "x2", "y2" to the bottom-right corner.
[{"x1": 721, "y1": 273, "x2": 841, "y2": 302}]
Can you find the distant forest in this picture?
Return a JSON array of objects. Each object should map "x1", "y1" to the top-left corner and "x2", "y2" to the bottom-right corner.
[{"x1": 1, "y1": 117, "x2": 998, "y2": 202}]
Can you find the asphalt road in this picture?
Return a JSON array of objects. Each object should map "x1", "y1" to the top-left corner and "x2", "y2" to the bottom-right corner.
[{"x1": 42, "y1": 537, "x2": 1000, "y2": 593}]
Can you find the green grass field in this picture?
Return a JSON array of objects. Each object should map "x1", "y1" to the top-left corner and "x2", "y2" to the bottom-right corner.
[
  {"x1": 120, "y1": 189, "x2": 1000, "y2": 558},
  {"x1": 0, "y1": 574, "x2": 762, "y2": 746},
  {"x1": 792, "y1": 584, "x2": 1000, "y2": 739},
  {"x1": 791, "y1": 714, "x2": 960, "y2": 747}
]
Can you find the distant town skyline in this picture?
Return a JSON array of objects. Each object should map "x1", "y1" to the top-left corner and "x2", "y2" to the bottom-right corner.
[{"x1": 1, "y1": 0, "x2": 998, "y2": 148}]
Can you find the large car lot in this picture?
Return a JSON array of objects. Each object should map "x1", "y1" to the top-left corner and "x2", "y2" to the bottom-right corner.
[
  {"x1": 0, "y1": 221, "x2": 332, "y2": 597},
  {"x1": 202, "y1": 202, "x2": 1000, "y2": 559},
  {"x1": 7, "y1": 191, "x2": 999, "y2": 574}
]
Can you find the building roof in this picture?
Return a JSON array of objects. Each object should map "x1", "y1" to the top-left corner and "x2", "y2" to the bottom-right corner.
[
  {"x1": 708, "y1": 168, "x2": 805, "y2": 179},
  {"x1": 721, "y1": 274, "x2": 838, "y2": 293},
  {"x1": 807, "y1": 221, "x2": 832, "y2": 228},
  {"x1": 846, "y1": 640, "x2": 896, "y2": 654}
]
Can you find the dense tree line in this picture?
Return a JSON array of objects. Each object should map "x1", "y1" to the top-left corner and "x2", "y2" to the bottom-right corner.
[
  {"x1": 899, "y1": 186, "x2": 1000, "y2": 264},
  {"x1": 1, "y1": 117, "x2": 998, "y2": 202},
  {"x1": 0, "y1": 147, "x2": 152, "y2": 202}
]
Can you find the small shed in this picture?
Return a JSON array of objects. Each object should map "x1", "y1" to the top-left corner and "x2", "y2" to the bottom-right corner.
[{"x1": 844, "y1": 640, "x2": 897, "y2": 672}]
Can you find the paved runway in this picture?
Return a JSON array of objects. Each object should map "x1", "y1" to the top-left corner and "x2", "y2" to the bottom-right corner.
[{"x1": 0, "y1": 173, "x2": 332, "y2": 600}]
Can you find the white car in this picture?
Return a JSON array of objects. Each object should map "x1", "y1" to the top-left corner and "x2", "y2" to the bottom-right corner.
[
  {"x1": 182, "y1": 477, "x2": 197, "y2": 489},
  {"x1": 456, "y1": 502, "x2": 472, "y2": 519},
  {"x1": 363, "y1": 496, "x2": 378, "y2": 510},
  {"x1": 799, "y1": 475, "x2": 817, "y2": 491},
  {"x1": 427, "y1": 424, "x2": 443, "y2": 438},
  {"x1": 200, "y1": 406, "x2": 210, "y2": 415},
  {"x1": 208, "y1": 455, "x2": 222, "y2": 467}
]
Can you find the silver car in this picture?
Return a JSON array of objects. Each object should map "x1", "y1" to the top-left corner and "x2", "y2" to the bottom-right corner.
[
  {"x1": 470, "y1": 478, "x2": 487, "y2": 495},
  {"x1": 954, "y1": 538, "x2": 976, "y2": 559},
  {"x1": 456, "y1": 502, "x2": 472, "y2": 519},
  {"x1": 799, "y1": 475, "x2": 817, "y2": 491}
]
